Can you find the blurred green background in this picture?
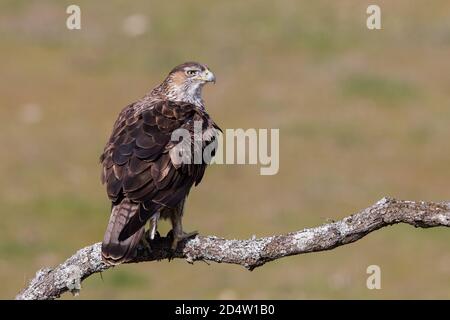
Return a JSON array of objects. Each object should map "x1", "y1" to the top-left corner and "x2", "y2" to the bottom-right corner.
[{"x1": 1, "y1": 0, "x2": 450, "y2": 299}]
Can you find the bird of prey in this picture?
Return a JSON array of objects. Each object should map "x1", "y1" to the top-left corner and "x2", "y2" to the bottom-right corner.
[{"x1": 100, "y1": 62, "x2": 220, "y2": 264}]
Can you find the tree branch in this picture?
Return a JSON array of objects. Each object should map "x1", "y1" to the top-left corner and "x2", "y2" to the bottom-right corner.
[{"x1": 16, "y1": 197, "x2": 450, "y2": 300}]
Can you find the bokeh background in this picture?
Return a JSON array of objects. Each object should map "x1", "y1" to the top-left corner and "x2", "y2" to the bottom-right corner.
[{"x1": 1, "y1": 0, "x2": 450, "y2": 299}]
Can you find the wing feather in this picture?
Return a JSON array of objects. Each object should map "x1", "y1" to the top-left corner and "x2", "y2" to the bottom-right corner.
[{"x1": 100, "y1": 99, "x2": 220, "y2": 241}]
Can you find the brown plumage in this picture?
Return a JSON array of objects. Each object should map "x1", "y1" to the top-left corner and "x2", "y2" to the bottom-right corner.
[{"x1": 101, "y1": 62, "x2": 220, "y2": 264}]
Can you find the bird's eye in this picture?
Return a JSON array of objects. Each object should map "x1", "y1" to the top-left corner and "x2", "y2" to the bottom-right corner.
[{"x1": 186, "y1": 69, "x2": 199, "y2": 76}]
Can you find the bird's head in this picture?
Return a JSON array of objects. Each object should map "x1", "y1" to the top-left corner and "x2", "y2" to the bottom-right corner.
[{"x1": 160, "y1": 62, "x2": 216, "y2": 107}]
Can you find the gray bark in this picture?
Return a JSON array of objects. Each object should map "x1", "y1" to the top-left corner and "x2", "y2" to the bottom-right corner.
[{"x1": 16, "y1": 197, "x2": 450, "y2": 300}]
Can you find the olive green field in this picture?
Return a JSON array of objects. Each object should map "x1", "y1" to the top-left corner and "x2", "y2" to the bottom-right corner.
[{"x1": 1, "y1": 0, "x2": 450, "y2": 299}]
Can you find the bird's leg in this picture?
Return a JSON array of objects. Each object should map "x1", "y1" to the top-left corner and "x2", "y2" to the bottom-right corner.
[
  {"x1": 168, "y1": 215, "x2": 198, "y2": 251},
  {"x1": 143, "y1": 212, "x2": 161, "y2": 251},
  {"x1": 167, "y1": 200, "x2": 198, "y2": 252}
]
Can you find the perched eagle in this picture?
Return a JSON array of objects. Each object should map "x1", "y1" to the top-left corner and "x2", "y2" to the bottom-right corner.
[{"x1": 100, "y1": 62, "x2": 219, "y2": 264}]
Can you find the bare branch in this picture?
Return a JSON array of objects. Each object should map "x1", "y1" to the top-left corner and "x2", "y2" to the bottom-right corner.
[{"x1": 16, "y1": 197, "x2": 450, "y2": 300}]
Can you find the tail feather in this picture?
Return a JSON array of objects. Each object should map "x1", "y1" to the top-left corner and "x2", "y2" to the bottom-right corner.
[
  {"x1": 101, "y1": 198, "x2": 145, "y2": 264},
  {"x1": 118, "y1": 200, "x2": 161, "y2": 242}
]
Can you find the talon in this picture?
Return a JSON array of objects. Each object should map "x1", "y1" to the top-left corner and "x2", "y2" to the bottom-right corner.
[
  {"x1": 167, "y1": 230, "x2": 199, "y2": 259},
  {"x1": 183, "y1": 230, "x2": 199, "y2": 240},
  {"x1": 142, "y1": 229, "x2": 162, "y2": 252},
  {"x1": 170, "y1": 230, "x2": 198, "y2": 251}
]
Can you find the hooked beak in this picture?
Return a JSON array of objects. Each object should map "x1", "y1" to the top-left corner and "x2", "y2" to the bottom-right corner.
[{"x1": 201, "y1": 69, "x2": 216, "y2": 84}]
